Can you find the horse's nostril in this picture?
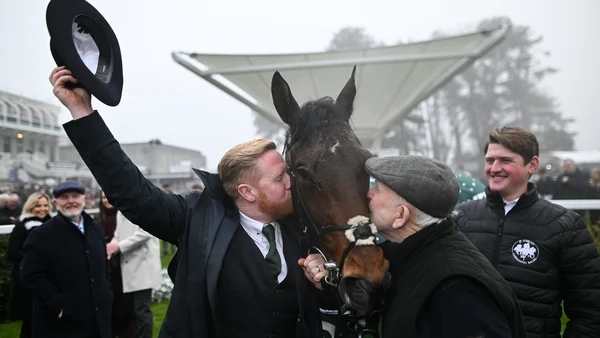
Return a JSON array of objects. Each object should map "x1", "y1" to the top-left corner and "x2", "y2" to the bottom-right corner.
[{"x1": 341, "y1": 277, "x2": 375, "y2": 306}]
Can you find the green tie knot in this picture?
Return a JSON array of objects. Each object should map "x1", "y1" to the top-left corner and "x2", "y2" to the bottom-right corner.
[{"x1": 262, "y1": 223, "x2": 276, "y2": 243}]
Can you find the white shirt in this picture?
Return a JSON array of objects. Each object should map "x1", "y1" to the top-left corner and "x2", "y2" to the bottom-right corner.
[
  {"x1": 72, "y1": 217, "x2": 84, "y2": 234},
  {"x1": 504, "y1": 198, "x2": 519, "y2": 215},
  {"x1": 239, "y1": 211, "x2": 287, "y2": 283}
]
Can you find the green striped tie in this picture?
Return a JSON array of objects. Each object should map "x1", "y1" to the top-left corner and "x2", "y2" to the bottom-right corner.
[{"x1": 262, "y1": 223, "x2": 282, "y2": 280}]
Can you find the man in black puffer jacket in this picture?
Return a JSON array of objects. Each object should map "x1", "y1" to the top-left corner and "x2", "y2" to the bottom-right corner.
[{"x1": 456, "y1": 127, "x2": 600, "y2": 338}]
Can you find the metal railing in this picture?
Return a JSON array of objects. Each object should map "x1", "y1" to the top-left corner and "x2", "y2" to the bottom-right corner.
[
  {"x1": 0, "y1": 208, "x2": 98, "y2": 235},
  {"x1": 0, "y1": 200, "x2": 598, "y2": 235}
]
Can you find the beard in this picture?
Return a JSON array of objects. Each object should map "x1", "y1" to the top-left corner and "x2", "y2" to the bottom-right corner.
[
  {"x1": 59, "y1": 205, "x2": 84, "y2": 220},
  {"x1": 257, "y1": 190, "x2": 293, "y2": 221}
]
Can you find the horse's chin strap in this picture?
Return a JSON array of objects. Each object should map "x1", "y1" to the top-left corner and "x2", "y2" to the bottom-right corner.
[
  {"x1": 310, "y1": 216, "x2": 378, "y2": 288},
  {"x1": 335, "y1": 305, "x2": 382, "y2": 338}
]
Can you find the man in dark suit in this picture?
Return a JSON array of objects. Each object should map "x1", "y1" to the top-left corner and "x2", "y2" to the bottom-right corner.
[
  {"x1": 21, "y1": 181, "x2": 112, "y2": 338},
  {"x1": 48, "y1": 66, "x2": 327, "y2": 338}
]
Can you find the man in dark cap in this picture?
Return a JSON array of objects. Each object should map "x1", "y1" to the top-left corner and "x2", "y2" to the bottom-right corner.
[
  {"x1": 21, "y1": 181, "x2": 112, "y2": 338},
  {"x1": 364, "y1": 155, "x2": 526, "y2": 338}
]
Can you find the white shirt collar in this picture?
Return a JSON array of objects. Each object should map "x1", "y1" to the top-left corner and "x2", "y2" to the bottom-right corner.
[
  {"x1": 71, "y1": 216, "x2": 85, "y2": 233},
  {"x1": 503, "y1": 198, "x2": 519, "y2": 215},
  {"x1": 239, "y1": 211, "x2": 278, "y2": 243}
]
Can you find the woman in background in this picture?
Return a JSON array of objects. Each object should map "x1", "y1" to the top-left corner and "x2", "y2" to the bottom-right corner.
[
  {"x1": 96, "y1": 191, "x2": 136, "y2": 338},
  {"x1": 7, "y1": 192, "x2": 51, "y2": 338}
]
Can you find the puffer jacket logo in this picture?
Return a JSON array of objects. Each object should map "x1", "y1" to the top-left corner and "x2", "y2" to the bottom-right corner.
[{"x1": 511, "y1": 239, "x2": 539, "y2": 264}]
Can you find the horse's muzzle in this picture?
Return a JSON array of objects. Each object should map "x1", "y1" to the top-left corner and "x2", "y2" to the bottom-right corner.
[{"x1": 339, "y1": 272, "x2": 391, "y2": 316}]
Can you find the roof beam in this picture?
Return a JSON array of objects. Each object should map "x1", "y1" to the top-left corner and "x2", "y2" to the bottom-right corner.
[
  {"x1": 172, "y1": 52, "x2": 286, "y2": 128},
  {"x1": 372, "y1": 23, "x2": 511, "y2": 136},
  {"x1": 188, "y1": 51, "x2": 477, "y2": 76}
]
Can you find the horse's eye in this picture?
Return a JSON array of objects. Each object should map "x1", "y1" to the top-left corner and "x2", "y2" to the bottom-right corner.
[{"x1": 295, "y1": 167, "x2": 314, "y2": 183}]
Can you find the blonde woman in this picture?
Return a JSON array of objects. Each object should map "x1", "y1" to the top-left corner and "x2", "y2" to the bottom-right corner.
[{"x1": 7, "y1": 192, "x2": 51, "y2": 338}]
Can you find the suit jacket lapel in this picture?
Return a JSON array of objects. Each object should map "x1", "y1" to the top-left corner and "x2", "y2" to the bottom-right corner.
[
  {"x1": 206, "y1": 204, "x2": 239, "y2": 317},
  {"x1": 193, "y1": 167, "x2": 241, "y2": 316},
  {"x1": 281, "y1": 226, "x2": 307, "y2": 315}
]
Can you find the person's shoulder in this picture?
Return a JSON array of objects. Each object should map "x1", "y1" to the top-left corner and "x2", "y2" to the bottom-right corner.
[
  {"x1": 531, "y1": 198, "x2": 578, "y2": 227},
  {"x1": 24, "y1": 216, "x2": 59, "y2": 244},
  {"x1": 455, "y1": 199, "x2": 489, "y2": 222},
  {"x1": 82, "y1": 210, "x2": 99, "y2": 224},
  {"x1": 457, "y1": 198, "x2": 488, "y2": 211},
  {"x1": 31, "y1": 215, "x2": 59, "y2": 231}
]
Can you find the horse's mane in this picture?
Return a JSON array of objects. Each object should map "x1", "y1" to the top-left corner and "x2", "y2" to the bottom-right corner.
[{"x1": 283, "y1": 97, "x2": 349, "y2": 154}]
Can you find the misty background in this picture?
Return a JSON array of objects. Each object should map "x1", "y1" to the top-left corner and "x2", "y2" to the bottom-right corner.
[{"x1": 1, "y1": 0, "x2": 598, "y2": 170}]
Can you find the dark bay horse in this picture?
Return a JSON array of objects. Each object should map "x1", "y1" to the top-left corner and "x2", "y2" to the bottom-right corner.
[{"x1": 271, "y1": 67, "x2": 390, "y2": 322}]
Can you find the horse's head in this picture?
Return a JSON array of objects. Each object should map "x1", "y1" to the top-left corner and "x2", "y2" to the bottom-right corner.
[{"x1": 271, "y1": 67, "x2": 390, "y2": 316}]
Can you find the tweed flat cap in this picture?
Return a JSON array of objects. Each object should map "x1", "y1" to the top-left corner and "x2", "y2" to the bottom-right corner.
[
  {"x1": 365, "y1": 155, "x2": 459, "y2": 218},
  {"x1": 53, "y1": 180, "x2": 85, "y2": 198}
]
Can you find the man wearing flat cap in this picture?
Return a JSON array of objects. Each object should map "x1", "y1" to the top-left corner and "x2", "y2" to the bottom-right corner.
[
  {"x1": 364, "y1": 155, "x2": 526, "y2": 338},
  {"x1": 21, "y1": 181, "x2": 112, "y2": 338}
]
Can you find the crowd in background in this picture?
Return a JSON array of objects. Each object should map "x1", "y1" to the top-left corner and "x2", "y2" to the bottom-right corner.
[
  {"x1": 1, "y1": 181, "x2": 202, "y2": 338},
  {"x1": 0, "y1": 157, "x2": 597, "y2": 337}
]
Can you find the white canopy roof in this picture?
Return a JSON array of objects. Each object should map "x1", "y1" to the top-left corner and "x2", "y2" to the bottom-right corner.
[{"x1": 172, "y1": 24, "x2": 510, "y2": 147}]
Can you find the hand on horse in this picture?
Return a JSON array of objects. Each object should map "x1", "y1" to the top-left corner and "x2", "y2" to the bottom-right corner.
[
  {"x1": 298, "y1": 254, "x2": 328, "y2": 290},
  {"x1": 49, "y1": 66, "x2": 94, "y2": 119}
]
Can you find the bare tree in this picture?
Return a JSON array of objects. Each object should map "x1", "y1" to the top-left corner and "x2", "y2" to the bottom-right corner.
[
  {"x1": 326, "y1": 27, "x2": 382, "y2": 51},
  {"x1": 436, "y1": 17, "x2": 575, "y2": 170}
]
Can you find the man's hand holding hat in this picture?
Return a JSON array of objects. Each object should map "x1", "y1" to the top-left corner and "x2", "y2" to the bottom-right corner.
[{"x1": 50, "y1": 66, "x2": 93, "y2": 120}]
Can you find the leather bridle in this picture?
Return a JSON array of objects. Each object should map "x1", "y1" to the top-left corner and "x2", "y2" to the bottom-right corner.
[
  {"x1": 285, "y1": 147, "x2": 383, "y2": 338},
  {"x1": 284, "y1": 147, "x2": 378, "y2": 288}
]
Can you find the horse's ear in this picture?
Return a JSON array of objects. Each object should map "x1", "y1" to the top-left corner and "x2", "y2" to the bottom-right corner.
[
  {"x1": 271, "y1": 71, "x2": 300, "y2": 125},
  {"x1": 335, "y1": 66, "x2": 357, "y2": 121}
]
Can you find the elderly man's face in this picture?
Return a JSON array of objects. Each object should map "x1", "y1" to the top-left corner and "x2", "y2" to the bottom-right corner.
[
  {"x1": 54, "y1": 191, "x2": 86, "y2": 219},
  {"x1": 367, "y1": 181, "x2": 405, "y2": 231}
]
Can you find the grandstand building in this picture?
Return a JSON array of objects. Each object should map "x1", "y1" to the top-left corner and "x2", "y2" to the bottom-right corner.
[
  {"x1": 0, "y1": 91, "x2": 206, "y2": 193},
  {"x1": 0, "y1": 90, "x2": 94, "y2": 185},
  {"x1": 60, "y1": 139, "x2": 207, "y2": 193}
]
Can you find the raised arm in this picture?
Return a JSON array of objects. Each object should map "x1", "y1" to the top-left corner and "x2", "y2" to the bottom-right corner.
[{"x1": 50, "y1": 66, "x2": 185, "y2": 243}]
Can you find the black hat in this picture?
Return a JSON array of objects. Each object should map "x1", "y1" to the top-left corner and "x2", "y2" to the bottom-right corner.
[
  {"x1": 46, "y1": 0, "x2": 123, "y2": 107},
  {"x1": 53, "y1": 180, "x2": 86, "y2": 198}
]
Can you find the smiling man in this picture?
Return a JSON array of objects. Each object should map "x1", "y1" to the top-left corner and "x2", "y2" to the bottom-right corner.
[
  {"x1": 455, "y1": 127, "x2": 600, "y2": 338},
  {"x1": 21, "y1": 181, "x2": 112, "y2": 338}
]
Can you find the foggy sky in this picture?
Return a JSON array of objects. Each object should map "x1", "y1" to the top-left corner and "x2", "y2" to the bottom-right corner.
[{"x1": 1, "y1": 0, "x2": 597, "y2": 170}]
